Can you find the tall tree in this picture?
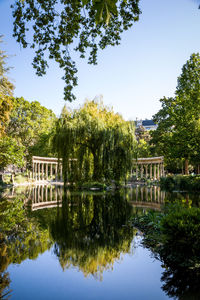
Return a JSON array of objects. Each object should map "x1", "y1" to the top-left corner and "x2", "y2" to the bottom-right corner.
[
  {"x1": 151, "y1": 54, "x2": 200, "y2": 174},
  {"x1": 0, "y1": 37, "x2": 14, "y2": 97},
  {"x1": 7, "y1": 97, "x2": 57, "y2": 162},
  {"x1": 0, "y1": 37, "x2": 14, "y2": 137},
  {"x1": 11, "y1": 0, "x2": 140, "y2": 102}
]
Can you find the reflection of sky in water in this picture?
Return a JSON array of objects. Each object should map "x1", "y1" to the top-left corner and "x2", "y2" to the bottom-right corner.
[{"x1": 8, "y1": 242, "x2": 167, "y2": 300}]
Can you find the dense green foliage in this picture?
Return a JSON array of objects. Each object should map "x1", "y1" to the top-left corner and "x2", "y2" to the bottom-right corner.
[
  {"x1": 0, "y1": 94, "x2": 13, "y2": 138},
  {"x1": 7, "y1": 97, "x2": 56, "y2": 151},
  {"x1": 133, "y1": 138, "x2": 152, "y2": 159},
  {"x1": 133, "y1": 202, "x2": 200, "y2": 267},
  {"x1": 11, "y1": 0, "x2": 140, "y2": 101},
  {"x1": 2, "y1": 97, "x2": 57, "y2": 169},
  {"x1": 0, "y1": 136, "x2": 25, "y2": 169},
  {"x1": 132, "y1": 203, "x2": 200, "y2": 298},
  {"x1": 151, "y1": 53, "x2": 200, "y2": 174},
  {"x1": 54, "y1": 100, "x2": 136, "y2": 184}
]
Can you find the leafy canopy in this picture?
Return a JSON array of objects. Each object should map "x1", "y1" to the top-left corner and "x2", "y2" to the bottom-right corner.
[
  {"x1": 11, "y1": 0, "x2": 140, "y2": 102},
  {"x1": 54, "y1": 100, "x2": 136, "y2": 183},
  {"x1": 7, "y1": 97, "x2": 57, "y2": 151},
  {"x1": 151, "y1": 53, "x2": 200, "y2": 173}
]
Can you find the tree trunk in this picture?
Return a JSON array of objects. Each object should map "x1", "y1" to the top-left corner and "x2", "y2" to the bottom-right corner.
[
  {"x1": 185, "y1": 159, "x2": 189, "y2": 175},
  {"x1": 0, "y1": 174, "x2": 4, "y2": 183},
  {"x1": 92, "y1": 151, "x2": 101, "y2": 181}
]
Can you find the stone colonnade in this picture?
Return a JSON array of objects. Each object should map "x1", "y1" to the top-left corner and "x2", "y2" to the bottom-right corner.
[
  {"x1": 134, "y1": 156, "x2": 164, "y2": 180},
  {"x1": 32, "y1": 156, "x2": 63, "y2": 181}
]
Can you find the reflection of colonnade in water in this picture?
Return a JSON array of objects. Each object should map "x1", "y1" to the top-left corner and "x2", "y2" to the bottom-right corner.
[
  {"x1": 129, "y1": 185, "x2": 165, "y2": 210},
  {"x1": 27, "y1": 185, "x2": 165, "y2": 211},
  {"x1": 133, "y1": 157, "x2": 165, "y2": 180},
  {"x1": 30, "y1": 185, "x2": 63, "y2": 210}
]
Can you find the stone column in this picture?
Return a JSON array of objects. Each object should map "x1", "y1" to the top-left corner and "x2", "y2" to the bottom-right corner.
[
  {"x1": 154, "y1": 164, "x2": 156, "y2": 180},
  {"x1": 50, "y1": 186, "x2": 52, "y2": 201},
  {"x1": 35, "y1": 163, "x2": 37, "y2": 180},
  {"x1": 157, "y1": 187, "x2": 160, "y2": 202},
  {"x1": 37, "y1": 185, "x2": 40, "y2": 202},
  {"x1": 160, "y1": 163, "x2": 162, "y2": 177},
  {"x1": 34, "y1": 186, "x2": 37, "y2": 203},
  {"x1": 150, "y1": 164, "x2": 152, "y2": 179},
  {"x1": 55, "y1": 164, "x2": 58, "y2": 181},
  {"x1": 150, "y1": 187, "x2": 152, "y2": 201},
  {"x1": 46, "y1": 164, "x2": 48, "y2": 180},
  {"x1": 154, "y1": 186, "x2": 157, "y2": 202},
  {"x1": 55, "y1": 186, "x2": 58, "y2": 202},
  {"x1": 41, "y1": 163, "x2": 44, "y2": 180},
  {"x1": 157, "y1": 164, "x2": 160, "y2": 180},
  {"x1": 38, "y1": 163, "x2": 41, "y2": 181},
  {"x1": 145, "y1": 187, "x2": 148, "y2": 201},
  {"x1": 141, "y1": 186, "x2": 143, "y2": 201},
  {"x1": 34, "y1": 163, "x2": 37, "y2": 181},
  {"x1": 41, "y1": 185, "x2": 44, "y2": 202},
  {"x1": 45, "y1": 185, "x2": 48, "y2": 202},
  {"x1": 32, "y1": 161, "x2": 34, "y2": 180},
  {"x1": 145, "y1": 165, "x2": 148, "y2": 179}
]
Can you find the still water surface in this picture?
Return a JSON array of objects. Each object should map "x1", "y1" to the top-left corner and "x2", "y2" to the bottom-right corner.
[{"x1": 0, "y1": 186, "x2": 198, "y2": 299}]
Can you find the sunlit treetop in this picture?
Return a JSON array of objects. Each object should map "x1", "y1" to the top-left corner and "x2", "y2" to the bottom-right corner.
[{"x1": 11, "y1": 0, "x2": 141, "y2": 102}]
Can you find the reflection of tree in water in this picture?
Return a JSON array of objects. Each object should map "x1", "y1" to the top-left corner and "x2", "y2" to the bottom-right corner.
[
  {"x1": 0, "y1": 197, "x2": 52, "y2": 298},
  {"x1": 49, "y1": 192, "x2": 136, "y2": 280},
  {"x1": 0, "y1": 233, "x2": 11, "y2": 299},
  {"x1": 161, "y1": 267, "x2": 200, "y2": 300}
]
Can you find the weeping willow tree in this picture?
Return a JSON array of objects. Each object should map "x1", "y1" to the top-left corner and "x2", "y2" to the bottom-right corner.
[{"x1": 53, "y1": 100, "x2": 136, "y2": 184}]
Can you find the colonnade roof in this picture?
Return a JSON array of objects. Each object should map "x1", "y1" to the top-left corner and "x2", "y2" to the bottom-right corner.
[
  {"x1": 32, "y1": 156, "x2": 77, "y2": 163},
  {"x1": 133, "y1": 156, "x2": 164, "y2": 164}
]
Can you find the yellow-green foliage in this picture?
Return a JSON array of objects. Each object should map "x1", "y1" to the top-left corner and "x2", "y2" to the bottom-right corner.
[{"x1": 54, "y1": 100, "x2": 136, "y2": 183}]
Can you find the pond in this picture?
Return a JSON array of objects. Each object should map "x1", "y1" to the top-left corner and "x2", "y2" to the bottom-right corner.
[{"x1": 0, "y1": 185, "x2": 199, "y2": 299}]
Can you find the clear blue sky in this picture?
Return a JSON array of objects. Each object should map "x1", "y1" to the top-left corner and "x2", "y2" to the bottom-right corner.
[{"x1": 0, "y1": 0, "x2": 200, "y2": 119}]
